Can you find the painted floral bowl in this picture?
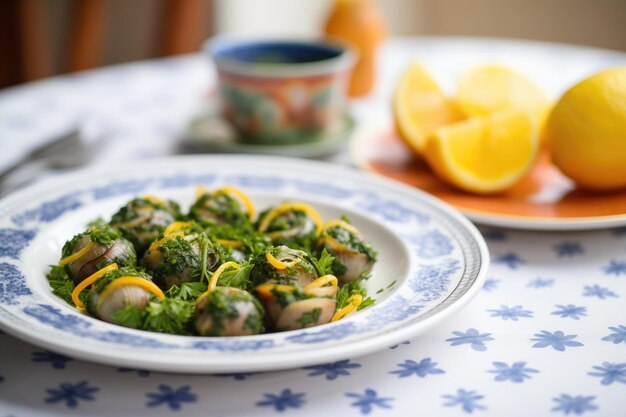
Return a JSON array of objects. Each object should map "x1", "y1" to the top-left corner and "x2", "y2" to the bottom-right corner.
[{"x1": 204, "y1": 38, "x2": 355, "y2": 145}]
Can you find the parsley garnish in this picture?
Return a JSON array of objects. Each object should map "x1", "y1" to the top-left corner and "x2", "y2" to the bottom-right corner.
[
  {"x1": 336, "y1": 281, "x2": 375, "y2": 311},
  {"x1": 311, "y1": 248, "x2": 335, "y2": 276},
  {"x1": 218, "y1": 263, "x2": 253, "y2": 290}
]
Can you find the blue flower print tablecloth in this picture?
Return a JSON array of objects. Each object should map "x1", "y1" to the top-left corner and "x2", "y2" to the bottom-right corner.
[
  {"x1": 1, "y1": 37, "x2": 626, "y2": 416},
  {"x1": 0, "y1": 227, "x2": 625, "y2": 416}
]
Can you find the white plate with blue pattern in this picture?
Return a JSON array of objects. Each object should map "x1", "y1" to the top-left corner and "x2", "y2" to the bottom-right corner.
[{"x1": 0, "y1": 156, "x2": 488, "y2": 373}]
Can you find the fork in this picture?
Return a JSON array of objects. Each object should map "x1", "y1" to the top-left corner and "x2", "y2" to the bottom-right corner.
[{"x1": 0, "y1": 127, "x2": 116, "y2": 196}]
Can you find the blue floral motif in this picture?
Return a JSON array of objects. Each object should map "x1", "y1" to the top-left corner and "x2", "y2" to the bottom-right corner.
[
  {"x1": 530, "y1": 330, "x2": 584, "y2": 351},
  {"x1": 214, "y1": 373, "x2": 254, "y2": 381},
  {"x1": 553, "y1": 242, "x2": 584, "y2": 257},
  {"x1": 552, "y1": 394, "x2": 597, "y2": 415},
  {"x1": 44, "y1": 380, "x2": 99, "y2": 408},
  {"x1": 0, "y1": 228, "x2": 36, "y2": 259},
  {"x1": 482, "y1": 279, "x2": 499, "y2": 292},
  {"x1": 582, "y1": 285, "x2": 618, "y2": 299},
  {"x1": 487, "y1": 305, "x2": 533, "y2": 321},
  {"x1": 0, "y1": 263, "x2": 32, "y2": 305},
  {"x1": 389, "y1": 358, "x2": 445, "y2": 378},
  {"x1": 551, "y1": 305, "x2": 587, "y2": 320},
  {"x1": 442, "y1": 389, "x2": 486, "y2": 413},
  {"x1": 286, "y1": 322, "x2": 357, "y2": 344},
  {"x1": 158, "y1": 173, "x2": 216, "y2": 188},
  {"x1": 601, "y1": 325, "x2": 626, "y2": 344},
  {"x1": 345, "y1": 389, "x2": 393, "y2": 415},
  {"x1": 256, "y1": 389, "x2": 306, "y2": 412},
  {"x1": 146, "y1": 385, "x2": 197, "y2": 411},
  {"x1": 117, "y1": 368, "x2": 150, "y2": 377},
  {"x1": 100, "y1": 331, "x2": 179, "y2": 348},
  {"x1": 304, "y1": 359, "x2": 361, "y2": 380},
  {"x1": 358, "y1": 198, "x2": 428, "y2": 225},
  {"x1": 31, "y1": 350, "x2": 73, "y2": 369},
  {"x1": 493, "y1": 252, "x2": 525, "y2": 269},
  {"x1": 588, "y1": 362, "x2": 626, "y2": 385},
  {"x1": 527, "y1": 278, "x2": 554, "y2": 288},
  {"x1": 91, "y1": 179, "x2": 152, "y2": 200},
  {"x1": 602, "y1": 260, "x2": 626, "y2": 276},
  {"x1": 488, "y1": 361, "x2": 538, "y2": 383},
  {"x1": 446, "y1": 329, "x2": 494, "y2": 351},
  {"x1": 410, "y1": 259, "x2": 460, "y2": 302},
  {"x1": 189, "y1": 339, "x2": 274, "y2": 351},
  {"x1": 409, "y1": 230, "x2": 454, "y2": 259},
  {"x1": 360, "y1": 296, "x2": 422, "y2": 330},
  {"x1": 12, "y1": 193, "x2": 82, "y2": 226}
]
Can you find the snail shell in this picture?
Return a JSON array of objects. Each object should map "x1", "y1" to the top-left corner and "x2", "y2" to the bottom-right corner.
[
  {"x1": 256, "y1": 283, "x2": 337, "y2": 331},
  {"x1": 143, "y1": 234, "x2": 219, "y2": 290},
  {"x1": 322, "y1": 235, "x2": 375, "y2": 284},
  {"x1": 65, "y1": 236, "x2": 136, "y2": 284},
  {"x1": 92, "y1": 280, "x2": 152, "y2": 323},
  {"x1": 195, "y1": 287, "x2": 264, "y2": 336},
  {"x1": 275, "y1": 298, "x2": 336, "y2": 331},
  {"x1": 251, "y1": 246, "x2": 317, "y2": 288}
]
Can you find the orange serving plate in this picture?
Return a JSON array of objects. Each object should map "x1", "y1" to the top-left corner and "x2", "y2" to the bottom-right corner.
[{"x1": 351, "y1": 125, "x2": 626, "y2": 230}]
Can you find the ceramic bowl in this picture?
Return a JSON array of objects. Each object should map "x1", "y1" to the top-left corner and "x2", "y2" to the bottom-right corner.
[{"x1": 205, "y1": 38, "x2": 355, "y2": 144}]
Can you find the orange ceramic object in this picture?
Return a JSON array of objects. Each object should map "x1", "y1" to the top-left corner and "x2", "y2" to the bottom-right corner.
[
  {"x1": 324, "y1": 0, "x2": 385, "y2": 96},
  {"x1": 353, "y1": 126, "x2": 626, "y2": 228}
]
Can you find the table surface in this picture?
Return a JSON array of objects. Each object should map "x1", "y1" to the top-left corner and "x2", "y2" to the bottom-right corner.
[{"x1": 1, "y1": 37, "x2": 626, "y2": 417}]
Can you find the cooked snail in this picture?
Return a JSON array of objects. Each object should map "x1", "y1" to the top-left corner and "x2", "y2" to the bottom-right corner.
[
  {"x1": 195, "y1": 287, "x2": 264, "y2": 336},
  {"x1": 79, "y1": 266, "x2": 164, "y2": 324},
  {"x1": 255, "y1": 279, "x2": 338, "y2": 331},
  {"x1": 59, "y1": 226, "x2": 136, "y2": 284},
  {"x1": 319, "y1": 220, "x2": 377, "y2": 283},
  {"x1": 189, "y1": 186, "x2": 253, "y2": 227},
  {"x1": 256, "y1": 202, "x2": 322, "y2": 251},
  {"x1": 142, "y1": 224, "x2": 220, "y2": 290},
  {"x1": 250, "y1": 245, "x2": 317, "y2": 288},
  {"x1": 194, "y1": 262, "x2": 264, "y2": 336},
  {"x1": 110, "y1": 196, "x2": 180, "y2": 255}
]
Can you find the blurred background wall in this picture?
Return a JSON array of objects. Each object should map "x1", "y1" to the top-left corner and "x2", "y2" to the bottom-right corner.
[{"x1": 2, "y1": 0, "x2": 625, "y2": 88}]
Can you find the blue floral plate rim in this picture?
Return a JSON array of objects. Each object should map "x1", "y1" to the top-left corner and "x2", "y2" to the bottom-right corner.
[{"x1": 0, "y1": 155, "x2": 488, "y2": 373}]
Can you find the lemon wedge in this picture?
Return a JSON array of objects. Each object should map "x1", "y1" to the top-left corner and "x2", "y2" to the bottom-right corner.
[
  {"x1": 424, "y1": 109, "x2": 539, "y2": 194},
  {"x1": 393, "y1": 60, "x2": 464, "y2": 155},
  {"x1": 457, "y1": 65, "x2": 552, "y2": 130}
]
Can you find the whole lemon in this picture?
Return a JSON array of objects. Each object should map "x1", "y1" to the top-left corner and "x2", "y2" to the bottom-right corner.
[{"x1": 547, "y1": 68, "x2": 626, "y2": 191}]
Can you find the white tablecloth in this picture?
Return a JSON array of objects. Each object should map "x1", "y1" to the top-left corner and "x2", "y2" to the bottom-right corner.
[{"x1": 0, "y1": 37, "x2": 625, "y2": 416}]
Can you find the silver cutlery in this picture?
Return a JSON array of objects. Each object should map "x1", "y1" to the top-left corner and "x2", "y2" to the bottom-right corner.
[{"x1": 0, "y1": 127, "x2": 115, "y2": 196}]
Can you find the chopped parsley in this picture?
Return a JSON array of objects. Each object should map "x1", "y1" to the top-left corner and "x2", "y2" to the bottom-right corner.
[
  {"x1": 312, "y1": 248, "x2": 335, "y2": 276},
  {"x1": 336, "y1": 281, "x2": 375, "y2": 311},
  {"x1": 46, "y1": 265, "x2": 78, "y2": 305}
]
